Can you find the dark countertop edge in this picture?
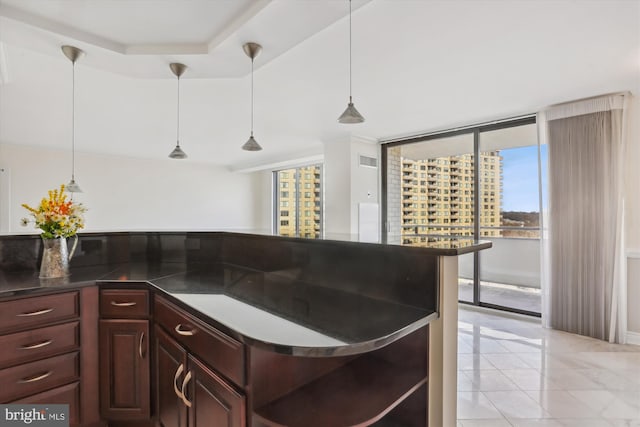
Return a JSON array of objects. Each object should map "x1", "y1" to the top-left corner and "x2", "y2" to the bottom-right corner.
[
  {"x1": 263, "y1": 312, "x2": 439, "y2": 357},
  {"x1": 0, "y1": 279, "x2": 100, "y2": 300},
  {"x1": 212, "y1": 231, "x2": 492, "y2": 256},
  {"x1": 436, "y1": 240, "x2": 492, "y2": 255},
  {"x1": 1, "y1": 231, "x2": 492, "y2": 256}
]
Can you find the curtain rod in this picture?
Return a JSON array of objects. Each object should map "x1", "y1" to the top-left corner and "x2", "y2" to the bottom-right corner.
[
  {"x1": 548, "y1": 91, "x2": 631, "y2": 108},
  {"x1": 381, "y1": 91, "x2": 632, "y2": 145}
]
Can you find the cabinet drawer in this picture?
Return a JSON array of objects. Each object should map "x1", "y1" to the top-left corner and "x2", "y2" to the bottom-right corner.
[
  {"x1": 101, "y1": 289, "x2": 149, "y2": 318},
  {"x1": 0, "y1": 321, "x2": 80, "y2": 368},
  {"x1": 155, "y1": 296, "x2": 245, "y2": 386},
  {"x1": 12, "y1": 381, "x2": 80, "y2": 426},
  {"x1": 0, "y1": 292, "x2": 79, "y2": 334},
  {"x1": 0, "y1": 351, "x2": 79, "y2": 402}
]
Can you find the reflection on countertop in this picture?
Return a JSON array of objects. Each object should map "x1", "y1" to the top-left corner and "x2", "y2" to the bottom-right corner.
[{"x1": 152, "y1": 265, "x2": 434, "y2": 353}]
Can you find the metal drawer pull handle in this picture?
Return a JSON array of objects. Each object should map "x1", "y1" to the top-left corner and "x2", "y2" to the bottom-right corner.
[
  {"x1": 110, "y1": 301, "x2": 137, "y2": 307},
  {"x1": 173, "y1": 364, "x2": 184, "y2": 399},
  {"x1": 18, "y1": 371, "x2": 52, "y2": 384},
  {"x1": 181, "y1": 371, "x2": 192, "y2": 408},
  {"x1": 17, "y1": 308, "x2": 54, "y2": 317},
  {"x1": 174, "y1": 324, "x2": 196, "y2": 336},
  {"x1": 139, "y1": 332, "x2": 145, "y2": 358},
  {"x1": 20, "y1": 340, "x2": 53, "y2": 350}
]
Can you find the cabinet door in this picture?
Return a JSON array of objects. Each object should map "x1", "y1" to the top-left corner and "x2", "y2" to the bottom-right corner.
[
  {"x1": 99, "y1": 319, "x2": 150, "y2": 420},
  {"x1": 156, "y1": 325, "x2": 188, "y2": 427},
  {"x1": 185, "y1": 354, "x2": 245, "y2": 427}
]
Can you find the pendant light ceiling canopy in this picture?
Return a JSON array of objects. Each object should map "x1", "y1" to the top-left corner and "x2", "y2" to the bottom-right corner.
[
  {"x1": 338, "y1": 0, "x2": 365, "y2": 124},
  {"x1": 168, "y1": 62, "x2": 188, "y2": 159},
  {"x1": 242, "y1": 42, "x2": 263, "y2": 152},
  {"x1": 62, "y1": 45, "x2": 84, "y2": 193}
]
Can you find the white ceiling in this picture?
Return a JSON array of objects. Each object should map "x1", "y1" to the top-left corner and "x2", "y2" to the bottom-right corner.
[
  {"x1": 0, "y1": 0, "x2": 638, "y2": 170},
  {"x1": 0, "y1": 0, "x2": 371, "y2": 78}
]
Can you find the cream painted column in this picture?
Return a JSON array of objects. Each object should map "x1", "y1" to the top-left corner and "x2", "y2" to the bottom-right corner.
[{"x1": 429, "y1": 255, "x2": 459, "y2": 426}]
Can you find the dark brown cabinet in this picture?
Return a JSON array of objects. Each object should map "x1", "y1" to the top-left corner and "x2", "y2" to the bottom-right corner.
[
  {"x1": 12, "y1": 381, "x2": 80, "y2": 426},
  {"x1": 187, "y1": 354, "x2": 245, "y2": 427},
  {"x1": 99, "y1": 288, "x2": 151, "y2": 421},
  {"x1": 99, "y1": 319, "x2": 150, "y2": 420},
  {"x1": 155, "y1": 306, "x2": 245, "y2": 427},
  {"x1": 156, "y1": 325, "x2": 187, "y2": 427},
  {"x1": 0, "y1": 290, "x2": 86, "y2": 427}
]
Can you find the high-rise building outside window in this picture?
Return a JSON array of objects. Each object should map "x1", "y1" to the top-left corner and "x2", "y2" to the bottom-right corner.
[{"x1": 274, "y1": 164, "x2": 323, "y2": 238}]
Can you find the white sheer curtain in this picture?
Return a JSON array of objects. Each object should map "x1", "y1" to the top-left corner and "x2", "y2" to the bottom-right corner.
[{"x1": 539, "y1": 93, "x2": 629, "y2": 343}]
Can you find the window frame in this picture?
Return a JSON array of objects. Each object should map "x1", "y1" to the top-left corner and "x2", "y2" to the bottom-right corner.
[{"x1": 380, "y1": 115, "x2": 540, "y2": 317}]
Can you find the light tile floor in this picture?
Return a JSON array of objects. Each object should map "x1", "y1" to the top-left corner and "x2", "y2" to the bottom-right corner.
[{"x1": 457, "y1": 307, "x2": 640, "y2": 427}]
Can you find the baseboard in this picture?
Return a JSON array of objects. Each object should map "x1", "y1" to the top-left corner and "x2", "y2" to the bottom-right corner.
[
  {"x1": 458, "y1": 303, "x2": 541, "y2": 324},
  {"x1": 626, "y1": 331, "x2": 640, "y2": 346},
  {"x1": 627, "y1": 249, "x2": 640, "y2": 258}
]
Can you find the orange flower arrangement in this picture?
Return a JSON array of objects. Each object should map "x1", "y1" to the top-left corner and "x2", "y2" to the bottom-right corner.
[{"x1": 21, "y1": 184, "x2": 87, "y2": 239}]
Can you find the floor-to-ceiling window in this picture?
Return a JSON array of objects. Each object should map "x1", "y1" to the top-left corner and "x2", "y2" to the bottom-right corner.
[
  {"x1": 478, "y1": 124, "x2": 543, "y2": 314},
  {"x1": 273, "y1": 164, "x2": 323, "y2": 238},
  {"x1": 382, "y1": 116, "x2": 543, "y2": 316}
]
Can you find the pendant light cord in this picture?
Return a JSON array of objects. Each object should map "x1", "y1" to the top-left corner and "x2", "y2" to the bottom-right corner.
[
  {"x1": 176, "y1": 75, "x2": 181, "y2": 146},
  {"x1": 71, "y1": 62, "x2": 76, "y2": 181},
  {"x1": 250, "y1": 58, "x2": 254, "y2": 136},
  {"x1": 349, "y1": 0, "x2": 352, "y2": 102}
]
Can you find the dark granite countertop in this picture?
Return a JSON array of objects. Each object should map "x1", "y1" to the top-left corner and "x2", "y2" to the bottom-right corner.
[
  {"x1": 0, "y1": 262, "x2": 435, "y2": 356},
  {"x1": 0, "y1": 232, "x2": 491, "y2": 356},
  {"x1": 147, "y1": 267, "x2": 436, "y2": 356}
]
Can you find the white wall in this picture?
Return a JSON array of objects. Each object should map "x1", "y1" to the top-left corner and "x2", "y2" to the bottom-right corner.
[
  {"x1": 252, "y1": 170, "x2": 273, "y2": 232},
  {"x1": 625, "y1": 88, "x2": 640, "y2": 337},
  {"x1": 0, "y1": 143, "x2": 261, "y2": 233},
  {"x1": 322, "y1": 138, "x2": 351, "y2": 235},
  {"x1": 322, "y1": 135, "x2": 379, "y2": 236},
  {"x1": 349, "y1": 136, "x2": 379, "y2": 236},
  {"x1": 626, "y1": 94, "x2": 639, "y2": 248},
  {"x1": 628, "y1": 256, "x2": 640, "y2": 344}
]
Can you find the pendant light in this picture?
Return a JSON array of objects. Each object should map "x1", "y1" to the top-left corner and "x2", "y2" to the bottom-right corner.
[
  {"x1": 168, "y1": 63, "x2": 188, "y2": 159},
  {"x1": 242, "y1": 42, "x2": 262, "y2": 151},
  {"x1": 338, "y1": 0, "x2": 365, "y2": 124},
  {"x1": 61, "y1": 45, "x2": 84, "y2": 192}
]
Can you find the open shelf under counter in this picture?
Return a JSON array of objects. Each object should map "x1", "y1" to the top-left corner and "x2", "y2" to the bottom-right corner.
[
  {"x1": 249, "y1": 324, "x2": 430, "y2": 427},
  {"x1": 253, "y1": 354, "x2": 427, "y2": 427}
]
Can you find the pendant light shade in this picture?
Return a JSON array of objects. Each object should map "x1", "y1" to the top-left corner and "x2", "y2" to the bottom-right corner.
[
  {"x1": 66, "y1": 179, "x2": 82, "y2": 193},
  {"x1": 168, "y1": 145, "x2": 187, "y2": 159},
  {"x1": 169, "y1": 62, "x2": 188, "y2": 159},
  {"x1": 338, "y1": 0, "x2": 365, "y2": 124},
  {"x1": 61, "y1": 45, "x2": 84, "y2": 192},
  {"x1": 242, "y1": 135, "x2": 261, "y2": 152},
  {"x1": 242, "y1": 42, "x2": 262, "y2": 151},
  {"x1": 338, "y1": 97, "x2": 365, "y2": 124}
]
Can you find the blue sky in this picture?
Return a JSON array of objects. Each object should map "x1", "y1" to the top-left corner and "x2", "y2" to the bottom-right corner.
[{"x1": 498, "y1": 145, "x2": 547, "y2": 212}]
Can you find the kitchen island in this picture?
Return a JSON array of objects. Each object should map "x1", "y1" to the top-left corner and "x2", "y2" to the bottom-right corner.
[{"x1": 0, "y1": 231, "x2": 490, "y2": 426}]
